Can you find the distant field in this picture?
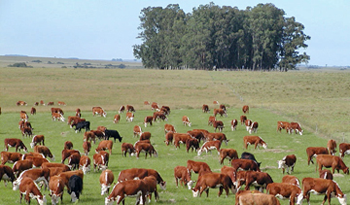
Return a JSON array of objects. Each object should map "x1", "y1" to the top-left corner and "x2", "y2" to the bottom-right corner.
[{"x1": 0, "y1": 57, "x2": 350, "y2": 205}]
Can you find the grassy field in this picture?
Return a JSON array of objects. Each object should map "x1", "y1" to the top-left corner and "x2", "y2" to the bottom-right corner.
[{"x1": 0, "y1": 57, "x2": 350, "y2": 205}]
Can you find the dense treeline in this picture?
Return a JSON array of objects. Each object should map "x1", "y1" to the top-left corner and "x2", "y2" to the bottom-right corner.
[{"x1": 133, "y1": 3, "x2": 310, "y2": 71}]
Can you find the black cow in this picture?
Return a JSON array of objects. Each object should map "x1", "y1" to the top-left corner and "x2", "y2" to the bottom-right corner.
[
  {"x1": 241, "y1": 152, "x2": 261, "y2": 167},
  {"x1": 75, "y1": 121, "x2": 90, "y2": 133},
  {"x1": 68, "y1": 175, "x2": 83, "y2": 202},
  {"x1": 104, "y1": 129, "x2": 123, "y2": 142}
]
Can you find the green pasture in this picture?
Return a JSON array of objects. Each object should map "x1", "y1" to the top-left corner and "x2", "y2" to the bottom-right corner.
[{"x1": 0, "y1": 66, "x2": 350, "y2": 205}]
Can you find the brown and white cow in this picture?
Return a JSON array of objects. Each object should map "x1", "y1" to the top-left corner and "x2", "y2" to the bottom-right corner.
[
  {"x1": 219, "y1": 104, "x2": 226, "y2": 111},
  {"x1": 20, "y1": 111, "x2": 28, "y2": 121},
  {"x1": 75, "y1": 108, "x2": 81, "y2": 117},
  {"x1": 142, "y1": 175, "x2": 159, "y2": 203},
  {"x1": 12, "y1": 159, "x2": 33, "y2": 177},
  {"x1": 161, "y1": 106, "x2": 170, "y2": 115},
  {"x1": 202, "y1": 104, "x2": 210, "y2": 113},
  {"x1": 219, "y1": 149, "x2": 238, "y2": 165},
  {"x1": 20, "y1": 126, "x2": 33, "y2": 138},
  {"x1": 139, "y1": 131, "x2": 151, "y2": 141},
  {"x1": 61, "y1": 149, "x2": 80, "y2": 164},
  {"x1": 231, "y1": 119, "x2": 238, "y2": 131},
  {"x1": 117, "y1": 168, "x2": 166, "y2": 190},
  {"x1": 95, "y1": 140, "x2": 113, "y2": 155},
  {"x1": 28, "y1": 157, "x2": 49, "y2": 168},
  {"x1": 100, "y1": 169, "x2": 114, "y2": 195},
  {"x1": 30, "y1": 107, "x2": 36, "y2": 115},
  {"x1": 236, "y1": 171, "x2": 273, "y2": 192},
  {"x1": 240, "y1": 115, "x2": 247, "y2": 125},
  {"x1": 30, "y1": 135, "x2": 45, "y2": 149},
  {"x1": 186, "y1": 138, "x2": 200, "y2": 153},
  {"x1": 18, "y1": 177, "x2": 47, "y2": 205},
  {"x1": 121, "y1": 143, "x2": 135, "y2": 157},
  {"x1": 243, "y1": 136, "x2": 267, "y2": 149},
  {"x1": 126, "y1": 105, "x2": 135, "y2": 112},
  {"x1": 49, "y1": 175, "x2": 65, "y2": 205},
  {"x1": 39, "y1": 100, "x2": 45, "y2": 106},
  {"x1": 51, "y1": 107, "x2": 63, "y2": 115},
  {"x1": 213, "y1": 120, "x2": 224, "y2": 132},
  {"x1": 213, "y1": 101, "x2": 219, "y2": 105},
  {"x1": 182, "y1": 116, "x2": 191, "y2": 127},
  {"x1": 0, "y1": 165, "x2": 16, "y2": 186},
  {"x1": 249, "y1": 121, "x2": 259, "y2": 134},
  {"x1": 277, "y1": 121, "x2": 291, "y2": 133},
  {"x1": 208, "y1": 116, "x2": 216, "y2": 126},
  {"x1": 134, "y1": 142, "x2": 157, "y2": 159},
  {"x1": 174, "y1": 166, "x2": 194, "y2": 190},
  {"x1": 4, "y1": 138, "x2": 28, "y2": 152},
  {"x1": 290, "y1": 122, "x2": 303, "y2": 135},
  {"x1": 187, "y1": 130, "x2": 206, "y2": 143},
  {"x1": 91, "y1": 129, "x2": 105, "y2": 140},
  {"x1": 213, "y1": 108, "x2": 227, "y2": 117},
  {"x1": 197, "y1": 140, "x2": 221, "y2": 156},
  {"x1": 93, "y1": 152, "x2": 109, "y2": 172},
  {"x1": 220, "y1": 166, "x2": 236, "y2": 185},
  {"x1": 319, "y1": 169, "x2": 333, "y2": 180},
  {"x1": 113, "y1": 114, "x2": 120, "y2": 124},
  {"x1": 144, "y1": 101, "x2": 150, "y2": 105},
  {"x1": 164, "y1": 124, "x2": 176, "y2": 134},
  {"x1": 192, "y1": 172, "x2": 234, "y2": 197},
  {"x1": 92, "y1": 106, "x2": 107, "y2": 117},
  {"x1": 67, "y1": 152, "x2": 81, "y2": 170},
  {"x1": 118, "y1": 105, "x2": 125, "y2": 114},
  {"x1": 242, "y1": 105, "x2": 249, "y2": 114},
  {"x1": 282, "y1": 175, "x2": 300, "y2": 187},
  {"x1": 57, "y1": 170, "x2": 84, "y2": 191},
  {"x1": 17, "y1": 101, "x2": 27, "y2": 106},
  {"x1": 173, "y1": 133, "x2": 192, "y2": 149},
  {"x1": 163, "y1": 131, "x2": 174, "y2": 146},
  {"x1": 245, "y1": 119, "x2": 252, "y2": 131},
  {"x1": 237, "y1": 192, "x2": 281, "y2": 205},
  {"x1": 105, "y1": 180, "x2": 147, "y2": 205},
  {"x1": 83, "y1": 131, "x2": 96, "y2": 144},
  {"x1": 327, "y1": 139, "x2": 337, "y2": 155},
  {"x1": 63, "y1": 141, "x2": 73, "y2": 150},
  {"x1": 13, "y1": 168, "x2": 51, "y2": 191},
  {"x1": 125, "y1": 112, "x2": 134, "y2": 122},
  {"x1": 67, "y1": 116, "x2": 80, "y2": 126},
  {"x1": 152, "y1": 111, "x2": 167, "y2": 122},
  {"x1": 52, "y1": 112, "x2": 65, "y2": 122},
  {"x1": 316, "y1": 154, "x2": 349, "y2": 174},
  {"x1": 339, "y1": 142, "x2": 350, "y2": 158},
  {"x1": 151, "y1": 102, "x2": 160, "y2": 111},
  {"x1": 79, "y1": 155, "x2": 91, "y2": 174},
  {"x1": 231, "y1": 159, "x2": 261, "y2": 172},
  {"x1": 302, "y1": 177, "x2": 346, "y2": 205},
  {"x1": 206, "y1": 132, "x2": 229, "y2": 145},
  {"x1": 1, "y1": 151, "x2": 23, "y2": 165},
  {"x1": 133, "y1": 125, "x2": 142, "y2": 138},
  {"x1": 34, "y1": 145, "x2": 55, "y2": 161},
  {"x1": 278, "y1": 154, "x2": 297, "y2": 174},
  {"x1": 143, "y1": 116, "x2": 153, "y2": 127},
  {"x1": 306, "y1": 146, "x2": 329, "y2": 165},
  {"x1": 57, "y1": 101, "x2": 66, "y2": 106},
  {"x1": 187, "y1": 160, "x2": 212, "y2": 176},
  {"x1": 267, "y1": 182, "x2": 303, "y2": 205}
]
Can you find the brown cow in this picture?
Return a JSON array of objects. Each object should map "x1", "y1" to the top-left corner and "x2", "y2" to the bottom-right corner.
[
  {"x1": 174, "y1": 166, "x2": 194, "y2": 189},
  {"x1": 164, "y1": 131, "x2": 174, "y2": 146},
  {"x1": 197, "y1": 140, "x2": 221, "y2": 156},
  {"x1": 143, "y1": 116, "x2": 153, "y2": 127},
  {"x1": 187, "y1": 130, "x2": 205, "y2": 143},
  {"x1": 339, "y1": 142, "x2": 350, "y2": 158},
  {"x1": 192, "y1": 172, "x2": 234, "y2": 197},
  {"x1": 327, "y1": 139, "x2": 337, "y2": 155},
  {"x1": 17, "y1": 101, "x2": 27, "y2": 106},
  {"x1": 152, "y1": 111, "x2": 167, "y2": 122},
  {"x1": 277, "y1": 121, "x2": 291, "y2": 133},
  {"x1": 319, "y1": 169, "x2": 333, "y2": 180},
  {"x1": 236, "y1": 171, "x2": 273, "y2": 192},
  {"x1": 52, "y1": 112, "x2": 65, "y2": 122},
  {"x1": 100, "y1": 169, "x2": 114, "y2": 195},
  {"x1": 245, "y1": 119, "x2": 252, "y2": 131},
  {"x1": 267, "y1": 182, "x2": 303, "y2": 205},
  {"x1": 231, "y1": 159, "x2": 261, "y2": 172},
  {"x1": 164, "y1": 124, "x2": 176, "y2": 134},
  {"x1": 125, "y1": 112, "x2": 134, "y2": 122},
  {"x1": 237, "y1": 192, "x2": 281, "y2": 205},
  {"x1": 316, "y1": 154, "x2": 349, "y2": 174},
  {"x1": 17, "y1": 177, "x2": 47, "y2": 205},
  {"x1": 248, "y1": 121, "x2": 258, "y2": 134},
  {"x1": 78, "y1": 155, "x2": 91, "y2": 174},
  {"x1": 4, "y1": 138, "x2": 28, "y2": 152},
  {"x1": 134, "y1": 142, "x2": 157, "y2": 159},
  {"x1": 213, "y1": 120, "x2": 224, "y2": 132},
  {"x1": 133, "y1": 125, "x2": 142, "y2": 137},
  {"x1": 182, "y1": 116, "x2": 191, "y2": 127},
  {"x1": 30, "y1": 107, "x2": 36, "y2": 115},
  {"x1": 219, "y1": 104, "x2": 226, "y2": 111},
  {"x1": 51, "y1": 107, "x2": 63, "y2": 115},
  {"x1": 151, "y1": 102, "x2": 160, "y2": 111},
  {"x1": 208, "y1": 116, "x2": 216, "y2": 126},
  {"x1": 92, "y1": 106, "x2": 107, "y2": 117},
  {"x1": 219, "y1": 149, "x2": 238, "y2": 165},
  {"x1": 61, "y1": 149, "x2": 80, "y2": 164},
  {"x1": 27, "y1": 156, "x2": 49, "y2": 168},
  {"x1": 83, "y1": 131, "x2": 96, "y2": 144},
  {"x1": 173, "y1": 133, "x2": 192, "y2": 149},
  {"x1": 20, "y1": 126, "x2": 33, "y2": 138},
  {"x1": 93, "y1": 152, "x2": 109, "y2": 171},
  {"x1": 202, "y1": 104, "x2": 210, "y2": 113},
  {"x1": 144, "y1": 101, "x2": 150, "y2": 105},
  {"x1": 206, "y1": 132, "x2": 228, "y2": 145},
  {"x1": 306, "y1": 146, "x2": 329, "y2": 165},
  {"x1": 139, "y1": 131, "x2": 151, "y2": 141},
  {"x1": 12, "y1": 159, "x2": 33, "y2": 177},
  {"x1": 302, "y1": 177, "x2": 346, "y2": 205},
  {"x1": 13, "y1": 168, "x2": 50, "y2": 191},
  {"x1": 187, "y1": 160, "x2": 212, "y2": 176},
  {"x1": 1, "y1": 151, "x2": 23, "y2": 165},
  {"x1": 63, "y1": 141, "x2": 73, "y2": 150},
  {"x1": 82, "y1": 141, "x2": 91, "y2": 156},
  {"x1": 186, "y1": 138, "x2": 200, "y2": 153},
  {"x1": 231, "y1": 119, "x2": 238, "y2": 131},
  {"x1": 118, "y1": 105, "x2": 125, "y2": 114},
  {"x1": 242, "y1": 105, "x2": 249, "y2": 114},
  {"x1": 49, "y1": 175, "x2": 65, "y2": 205},
  {"x1": 34, "y1": 145, "x2": 55, "y2": 161},
  {"x1": 67, "y1": 116, "x2": 80, "y2": 126},
  {"x1": 243, "y1": 136, "x2": 267, "y2": 149},
  {"x1": 117, "y1": 168, "x2": 166, "y2": 190},
  {"x1": 113, "y1": 114, "x2": 120, "y2": 123},
  {"x1": 282, "y1": 175, "x2": 300, "y2": 187},
  {"x1": 39, "y1": 100, "x2": 45, "y2": 106},
  {"x1": 0, "y1": 165, "x2": 16, "y2": 186},
  {"x1": 95, "y1": 140, "x2": 113, "y2": 155},
  {"x1": 75, "y1": 108, "x2": 81, "y2": 117},
  {"x1": 105, "y1": 180, "x2": 147, "y2": 205},
  {"x1": 126, "y1": 105, "x2": 135, "y2": 112},
  {"x1": 57, "y1": 101, "x2": 66, "y2": 106},
  {"x1": 220, "y1": 166, "x2": 236, "y2": 185},
  {"x1": 278, "y1": 154, "x2": 297, "y2": 174},
  {"x1": 213, "y1": 108, "x2": 227, "y2": 117},
  {"x1": 91, "y1": 129, "x2": 105, "y2": 140},
  {"x1": 290, "y1": 122, "x2": 303, "y2": 135},
  {"x1": 142, "y1": 175, "x2": 159, "y2": 203},
  {"x1": 30, "y1": 135, "x2": 45, "y2": 148},
  {"x1": 121, "y1": 143, "x2": 135, "y2": 157},
  {"x1": 240, "y1": 115, "x2": 247, "y2": 125},
  {"x1": 213, "y1": 101, "x2": 219, "y2": 104},
  {"x1": 47, "y1": 102, "x2": 54, "y2": 106}
]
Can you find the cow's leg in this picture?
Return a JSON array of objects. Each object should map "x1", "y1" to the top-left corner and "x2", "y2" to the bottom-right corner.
[{"x1": 218, "y1": 187, "x2": 223, "y2": 197}]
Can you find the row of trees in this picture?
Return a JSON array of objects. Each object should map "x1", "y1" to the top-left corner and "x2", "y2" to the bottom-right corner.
[{"x1": 133, "y1": 3, "x2": 310, "y2": 71}]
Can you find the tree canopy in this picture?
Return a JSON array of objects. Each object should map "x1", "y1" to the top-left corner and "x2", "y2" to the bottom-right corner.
[{"x1": 133, "y1": 3, "x2": 310, "y2": 71}]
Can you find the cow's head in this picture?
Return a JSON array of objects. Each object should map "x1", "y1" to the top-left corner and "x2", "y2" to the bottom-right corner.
[
  {"x1": 192, "y1": 188, "x2": 199, "y2": 197},
  {"x1": 36, "y1": 194, "x2": 47, "y2": 205},
  {"x1": 160, "y1": 181, "x2": 166, "y2": 190},
  {"x1": 187, "y1": 180, "x2": 194, "y2": 190},
  {"x1": 277, "y1": 160, "x2": 286, "y2": 169},
  {"x1": 338, "y1": 194, "x2": 347, "y2": 205},
  {"x1": 101, "y1": 184, "x2": 109, "y2": 195}
]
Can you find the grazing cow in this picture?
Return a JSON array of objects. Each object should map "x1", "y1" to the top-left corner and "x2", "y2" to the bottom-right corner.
[
  {"x1": 105, "y1": 180, "x2": 146, "y2": 205},
  {"x1": 144, "y1": 101, "x2": 150, "y2": 105},
  {"x1": 242, "y1": 105, "x2": 249, "y2": 114},
  {"x1": 4, "y1": 138, "x2": 28, "y2": 152},
  {"x1": 132, "y1": 125, "x2": 142, "y2": 138},
  {"x1": 319, "y1": 169, "x2": 333, "y2": 180},
  {"x1": 70, "y1": 118, "x2": 86, "y2": 129},
  {"x1": 142, "y1": 176, "x2": 160, "y2": 203},
  {"x1": 75, "y1": 108, "x2": 81, "y2": 117},
  {"x1": 18, "y1": 177, "x2": 47, "y2": 205},
  {"x1": 68, "y1": 153, "x2": 81, "y2": 170},
  {"x1": 173, "y1": 133, "x2": 192, "y2": 149},
  {"x1": 47, "y1": 166, "x2": 70, "y2": 177},
  {"x1": 139, "y1": 131, "x2": 151, "y2": 141},
  {"x1": 68, "y1": 175, "x2": 83, "y2": 202},
  {"x1": 121, "y1": 143, "x2": 135, "y2": 157},
  {"x1": 174, "y1": 166, "x2": 194, "y2": 189},
  {"x1": 28, "y1": 157, "x2": 49, "y2": 168},
  {"x1": 100, "y1": 169, "x2": 114, "y2": 195},
  {"x1": 41, "y1": 162, "x2": 71, "y2": 172},
  {"x1": 240, "y1": 115, "x2": 247, "y2": 125},
  {"x1": 92, "y1": 106, "x2": 107, "y2": 117},
  {"x1": 57, "y1": 170, "x2": 84, "y2": 193},
  {"x1": 290, "y1": 122, "x2": 303, "y2": 135},
  {"x1": 197, "y1": 140, "x2": 221, "y2": 156},
  {"x1": 208, "y1": 116, "x2": 216, "y2": 126},
  {"x1": 47, "y1": 102, "x2": 54, "y2": 106},
  {"x1": 282, "y1": 175, "x2": 300, "y2": 187},
  {"x1": 117, "y1": 168, "x2": 167, "y2": 190},
  {"x1": 13, "y1": 168, "x2": 50, "y2": 191},
  {"x1": 219, "y1": 149, "x2": 238, "y2": 165},
  {"x1": 192, "y1": 172, "x2": 234, "y2": 197},
  {"x1": 278, "y1": 154, "x2": 297, "y2": 174},
  {"x1": 113, "y1": 114, "x2": 120, "y2": 123},
  {"x1": 206, "y1": 132, "x2": 229, "y2": 145},
  {"x1": 339, "y1": 142, "x2": 350, "y2": 158},
  {"x1": 134, "y1": 142, "x2": 157, "y2": 159},
  {"x1": 249, "y1": 121, "x2": 258, "y2": 134},
  {"x1": 118, "y1": 105, "x2": 125, "y2": 114},
  {"x1": 143, "y1": 116, "x2": 153, "y2": 127},
  {"x1": 83, "y1": 131, "x2": 96, "y2": 144},
  {"x1": 19, "y1": 120, "x2": 33, "y2": 130},
  {"x1": 236, "y1": 171, "x2": 273, "y2": 192},
  {"x1": 79, "y1": 155, "x2": 91, "y2": 174},
  {"x1": 89, "y1": 130, "x2": 103, "y2": 141},
  {"x1": 34, "y1": 145, "x2": 55, "y2": 161},
  {"x1": 61, "y1": 149, "x2": 80, "y2": 164},
  {"x1": 51, "y1": 107, "x2": 63, "y2": 115},
  {"x1": 231, "y1": 119, "x2": 238, "y2": 131},
  {"x1": 277, "y1": 121, "x2": 291, "y2": 133},
  {"x1": 49, "y1": 175, "x2": 65, "y2": 205},
  {"x1": 316, "y1": 154, "x2": 349, "y2": 174},
  {"x1": 39, "y1": 100, "x2": 45, "y2": 106},
  {"x1": 1, "y1": 151, "x2": 23, "y2": 165},
  {"x1": 30, "y1": 107, "x2": 36, "y2": 115},
  {"x1": 17, "y1": 101, "x2": 27, "y2": 106},
  {"x1": 34, "y1": 102, "x2": 39, "y2": 106},
  {"x1": 75, "y1": 121, "x2": 90, "y2": 133},
  {"x1": 182, "y1": 116, "x2": 191, "y2": 127},
  {"x1": 30, "y1": 135, "x2": 45, "y2": 148},
  {"x1": 126, "y1": 105, "x2": 135, "y2": 112},
  {"x1": 219, "y1": 104, "x2": 226, "y2": 111},
  {"x1": 67, "y1": 116, "x2": 80, "y2": 126},
  {"x1": 152, "y1": 111, "x2": 167, "y2": 122},
  {"x1": 267, "y1": 182, "x2": 303, "y2": 205},
  {"x1": 202, "y1": 104, "x2": 210, "y2": 113},
  {"x1": 302, "y1": 177, "x2": 346, "y2": 205},
  {"x1": 245, "y1": 119, "x2": 252, "y2": 131},
  {"x1": 327, "y1": 139, "x2": 337, "y2": 155},
  {"x1": 164, "y1": 131, "x2": 174, "y2": 146},
  {"x1": 12, "y1": 159, "x2": 33, "y2": 177},
  {"x1": 161, "y1": 106, "x2": 170, "y2": 114},
  {"x1": 125, "y1": 112, "x2": 134, "y2": 122},
  {"x1": 231, "y1": 159, "x2": 261, "y2": 172},
  {"x1": 237, "y1": 192, "x2": 281, "y2": 205},
  {"x1": 20, "y1": 127, "x2": 33, "y2": 138},
  {"x1": 52, "y1": 112, "x2": 65, "y2": 122},
  {"x1": 213, "y1": 108, "x2": 227, "y2": 117},
  {"x1": 151, "y1": 102, "x2": 160, "y2": 111},
  {"x1": 187, "y1": 130, "x2": 205, "y2": 143},
  {"x1": 57, "y1": 101, "x2": 66, "y2": 106},
  {"x1": 96, "y1": 140, "x2": 113, "y2": 155},
  {"x1": 220, "y1": 166, "x2": 237, "y2": 185},
  {"x1": 213, "y1": 101, "x2": 219, "y2": 104},
  {"x1": 186, "y1": 138, "x2": 200, "y2": 153},
  {"x1": 186, "y1": 160, "x2": 212, "y2": 176},
  {"x1": 243, "y1": 136, "x2": 267, "y2": 149},
  {"x1": 164, "y1": 124, "x2": 176, "y2": 134},
  {"x1": 0, "y1": 165, "x2": 16, "y2": 186},
  {"x1": 22, "y1": 152, "x2": 45, "y2": 160},
  {"x1": 64, "y1": 141, "x2": 73, "y2": 150},
  {"x1": 241, "y1": 152, "x2": 261, "y2": 167},
  {"x1": 104, "y1": 129, "x2": 122, "y2": 142},
  {"x1": 213, "y1": 120, "x2": 224, "y2": 132},
  {"x1": 306, "y1": 147, "x2": 329, "y2": 165},
  {"x1": 93, "y1": 152, "x2": 109, "y2": 171}
]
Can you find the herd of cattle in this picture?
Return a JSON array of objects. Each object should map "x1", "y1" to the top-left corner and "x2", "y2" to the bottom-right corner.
[{"x1": 1, "y1": 101, "x2": 350, "y2": 205}]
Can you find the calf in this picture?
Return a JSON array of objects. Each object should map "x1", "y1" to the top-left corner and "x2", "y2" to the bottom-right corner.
[
  {"x1": 104, "y1": 129, "x2": 122, "y2": 142},
  {"x1": 0, "y1": 165, "x2": 16, "y2": 186},
  {"x1": 316, "y1": 154, "x2": 349, "y2": 174},
  {"x1": 174, "y1": 166, "x2": 194, "y2": 189},
  {"x1": 121, "y1": 143, "x2": 135, "y2": 157},
  {"x1": 182, "y1": 116, "x2": 191, "y2": 127},
  {"x1": 306, "y1": 146, "x2": 329, "y2": 165},
  {"x1": 202, "y1": 104, "x2": 210, "y2": 113},
  {"x1": 197, "y1": 140, "x2": 221, "y2": 156},
  {"x1": 219, "y1": 148, "x2": 238, "y2": 165},
  {"x1": 96, "y1": 140, "x2": 113, "y2": 155},
  {"x1": 327, "y1": 139, "x2": 337, "y2": 155},
  {"x1": 231, "y1": 159, "x2": 261, "y2": 172},
  {"x1": 192, "y1": 172, "x2": 234, "y2": 197},
  {"x1": 30, "y1": 135, "x2": 45, "y2": 148},
  {"x1": 113, "y1": 114, "x2": 120, "y2": 123},
  {"x1": 79, "y1": 155, "x2": 91, "y2": 174},
  {"x1": 68, "y1": 175, "x2": 83, "y2": 202},
  {"x1": 105, "y1": 180, "x2": 146, "y2": 205},
  {"x1": 18, "y1": 177, "x2": 47, "y2": 205},
  {"x1": 133, "y1": 125, "x2": 142, "y2": 137},
  {"x1": 243, "y1": 135, "x2": 267, "y2": 149},
  {"x1": 4, "y1": 138, "x2": 28, "y2": 152},
  {"x1": 100, "y1": 169, "x2": 114, "y2": 195},
  {"x1": 49, "y1": 175, "x2": 65, "y2": 205},
  {"x1": 278, "y1": 154, "x2": 297, "y2": 174},
  {"x1": 266, "y1": 182, "x2": 303, "y2": 205},
  {"x1": 213, "y1": 120, "x2": 224, "y2": 132},
  {"x1": 339, "y1": 142, "x2": 350, "y2": 158},
  {"x1": 231, "y1": 119, "x2": 238, "y2": 131},
  {"x1": 134, "y1": 142, "x2": 158, "y2": 159}
]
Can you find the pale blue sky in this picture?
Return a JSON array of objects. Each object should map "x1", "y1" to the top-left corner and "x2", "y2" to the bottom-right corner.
[{"x1": 0, "y1": 0, "x2": 349, "y2": 66}]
